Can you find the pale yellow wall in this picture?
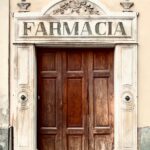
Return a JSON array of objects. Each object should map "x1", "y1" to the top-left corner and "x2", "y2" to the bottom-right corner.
[
  {"x1": 7, "y1": 0, "x2": 150, "y2": 128},
  {"x1": 136, "y1": 0, "x2": 150, "y2": 127},
  {"x1": 0, "y1": 0, "x2": 9, "y2": 127}
]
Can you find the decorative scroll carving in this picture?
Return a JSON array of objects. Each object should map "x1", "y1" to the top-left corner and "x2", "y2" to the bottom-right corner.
[{"x1": 52, "y1": 0, "x2": 102, "y2": 15}]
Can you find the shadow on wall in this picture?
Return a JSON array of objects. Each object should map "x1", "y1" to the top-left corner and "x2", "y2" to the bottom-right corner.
[{"x1": 138, "y1": 127, "x2": 150, "y2": 150}]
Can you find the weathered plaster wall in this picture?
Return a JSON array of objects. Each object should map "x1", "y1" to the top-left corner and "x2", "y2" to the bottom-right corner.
[
  {"x1": 0, "y1": 0, "x2": 9, "y2": 149},
  {"x1": 136, "y1": 0, "x2": 150, "y2": 148}
]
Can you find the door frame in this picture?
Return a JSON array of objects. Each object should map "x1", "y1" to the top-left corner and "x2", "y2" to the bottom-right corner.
[
  {"x1": 10, "y1": 0, "x2": 138, "y2": 150},
  {"x1": 11, "y1": 43, "x2": 137, "y2": 150}
]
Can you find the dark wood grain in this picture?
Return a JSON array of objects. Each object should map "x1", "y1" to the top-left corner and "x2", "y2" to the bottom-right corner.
[
  {"x1": 37, "y1": 48, "x2": 114, "y2": 150},
  {"x1": 88, "y1": 49, "x2": 114, "y2": 150}
]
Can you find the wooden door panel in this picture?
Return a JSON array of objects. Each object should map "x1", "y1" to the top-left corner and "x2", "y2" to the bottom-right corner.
[
  {"x1": 93, "y1": 51, "x2": 108, "y2": 70},
  {"x1": 94, "y1": 135, "x2": 113, "y2": 150},
  {"x1": 40, "y1": 135, "x2": 56, "y2": 150},
  {"x1": 63, "y1": 50, "x2": 88, "y2": 150},
  {"x1": 88, "y1": 50, "x2": 114, "y2": 150},
  {"x1": 41, "y1": 78, "x2": 56, "y2": 127},
  {"x1": 94, "y1": 78, "x2": 109, "y2": 126},
  {"x1": 37, "y1": 48, "x2": 114, "y2": 150},
  {"x1": 64, "y1": 78, "x2": 86, "y2": 150},
  {"x1": 41, "y1": 52, "x2": 56, "y2": 71},
  {"x1": 66, "y1": 51, "x2": 83, "y2": 71},
  {"x1": 38, "y1": 50, "x2": 62, "y2": 150},
  {"x1": 67, "y1": 135, "x2": 83, "y2": 150},
  {"x1": 67, "y1": 78, "x2": 83, "y2": 127}
]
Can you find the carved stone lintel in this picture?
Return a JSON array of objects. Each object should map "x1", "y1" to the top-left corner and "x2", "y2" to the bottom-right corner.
[
  {"x1": 52, "y1": 0, "x2": 102, "y2": 15},
  {"x1": 120, "y1": 0, "x2": 134, "y2": 12},
  {"x1": 17, "y1": 0, "x2": 31, "y2": 12}
]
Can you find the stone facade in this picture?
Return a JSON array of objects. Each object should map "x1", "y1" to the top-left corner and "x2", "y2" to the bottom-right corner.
[{"x1": 0, "y1": 0, "x2": 150, "y2": 150}]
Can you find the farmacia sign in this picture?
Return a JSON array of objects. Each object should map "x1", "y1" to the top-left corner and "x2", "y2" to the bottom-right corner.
[{"x1": 17, "y1": 18, "x2": 132, "y2": 38}]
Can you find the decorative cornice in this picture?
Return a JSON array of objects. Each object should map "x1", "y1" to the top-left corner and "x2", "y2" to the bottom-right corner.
[
  {"x1": 120, "y1": 0, "x2": 134, "y2": 12},
  {"x1": 52, "y1": 0, "x2": 101, "y2": 15},
  {"x1": 17, "y1": 0, "x2": 31, "y2": 12}
]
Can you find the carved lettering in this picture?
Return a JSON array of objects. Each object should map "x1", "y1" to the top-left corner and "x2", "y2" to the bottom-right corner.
[
  {"x1": 81, "y1": 22, "x2": 92, "y2": 35},
  {"x1": 108, "y1": 22, "x2": 112, "y2": 35},
  {"x1": 114, "y1": 22, "x2": 126, "y2": 35},
  {"x1": 21, "y1": 20, "x2": 129, "y2": 37},
  {"x1": 95, "y1": 22, "x2": 106, "y2": 35},
  {"x1": 35, "y1": 22, "x2": 48, "y2": 36},
  {"x1": 23, "y1": 22, "x2": 35, "y2": 36},
  {"x1": 50, "y1": 22, "x2": 61, "y2": 35},
  {"x1": 63, "y1": 22, "x2": 79, "y2": 35}
]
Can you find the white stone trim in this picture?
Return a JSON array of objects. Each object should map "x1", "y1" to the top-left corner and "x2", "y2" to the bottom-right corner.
[
  {"x1": 114, "y1": 44, "x2": 137, "y2": 150},
  {"x1": 10, "y1": 45, "x2": 37, "y2": 150}
]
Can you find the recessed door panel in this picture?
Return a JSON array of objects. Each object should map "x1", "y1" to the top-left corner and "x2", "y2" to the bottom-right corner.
[
  {"x1": 67, "y1": 78, "x2": 83, "y2": 127},
  {"x1": 41, "y1": 78, "x2": 56, "y2": 127},
  {"x1": 88, "y1": 50, "x2": 114, "y2": 150},
  {"x1": 94, "y1": 78, "x2": 109, "y2": 127}
]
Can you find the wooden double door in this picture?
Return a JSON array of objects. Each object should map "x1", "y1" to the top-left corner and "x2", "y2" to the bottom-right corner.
[{"x1": 37, "y1": 48, "x2": 114, "y2": 150}]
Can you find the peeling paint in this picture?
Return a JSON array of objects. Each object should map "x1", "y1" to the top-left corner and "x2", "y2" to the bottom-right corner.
[
  {"x1": 0, "y1": 109, "x2": 8, "y2": 127},
  {"x1": 138, "y1": 127, "x2": 150, "y2": 150},
  {"x1": 0, "y1": 129, "x2": 8, "y2": 150}
]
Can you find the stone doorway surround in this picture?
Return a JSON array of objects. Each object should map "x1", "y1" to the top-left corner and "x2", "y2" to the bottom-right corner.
[{"x1": 10, "y1": 0, "x2": 138, "y2": 150}]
